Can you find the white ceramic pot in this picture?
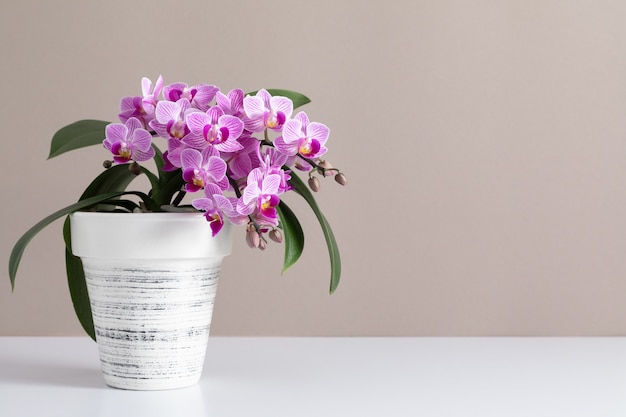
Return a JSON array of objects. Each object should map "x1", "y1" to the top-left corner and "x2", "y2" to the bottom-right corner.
[{"x1": 70, "y1": 212, "x2": 233, "y2": 390}]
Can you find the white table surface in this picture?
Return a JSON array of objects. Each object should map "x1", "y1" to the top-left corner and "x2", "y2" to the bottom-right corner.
[{"x1": 1, "y1": 337, "x2": 626, "y2": 416}]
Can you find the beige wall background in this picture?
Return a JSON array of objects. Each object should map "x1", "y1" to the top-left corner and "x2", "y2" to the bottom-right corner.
[{"x1": 2, "y1": 0, "x2": 626, "y2": 336}]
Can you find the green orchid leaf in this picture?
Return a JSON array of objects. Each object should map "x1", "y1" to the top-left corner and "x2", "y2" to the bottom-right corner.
[
  {"x1": 288, "y1": 173, "x2": 342, "y2": 294},
  {"x1": 277, "y1": 201, "x2": 305, "y2": 274},
  {"x1": 62, "y1": 216, "x2": 72, "y2": 253},
  {"x1": 140, "y1": 166, "x2": 160, "y2": 194},
  {"x1": 80, "y1": 166, "x2": 159, "y2": 211},
  {"x1": 64, "y1": 248, "x2": 94, "y2": 340},
  {"x1": 247, "y1": 89, "x2": 311, "y2": 110},
  {"x1": 80, "y1": 164, "x2": 137, "y2": 200},
  {"x1": 152, "y1": 143, "x2": 165, "y2": 174},
  {"x1": 9, "y1": 191, "x2": 131, "y2": 290},
  {"x1": 151, "y1": 171, "x2": 185, "y2": 208},
  {"x1": 65, "y1": 243, "x2": 95, "y2": 340},
  {"x1": 78, "y1": 164, "x2": 145, "y2": 214},
  {"x1": 63, "y1": 216, "x2": 96, "y2": 340},
  {"x1": 97, "y1": 199, "x2": 140, "y2": 212},
  {"x1": 48, "y1": 120, "x2": 110, "y2": 159}
]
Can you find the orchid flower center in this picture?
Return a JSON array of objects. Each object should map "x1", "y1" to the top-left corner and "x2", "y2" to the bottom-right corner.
[
  {"x1": 204, "y1": 125, "x2": 229, "y2": 144},
  {"x1": 299, "y1": 141, "x2": 312, "y2": 156},
  {"x1": 261, "y1": 196, "x2": 272, "y2": 211},
  {"x1": 298, "y1": 138, "x2": 320, "y2": 157},
  {"x1": 192, "y1": 169, "x2": 205, "y2": 188},
  {"x1": 168, "y1": 89, "x2": 183, "y2": 102},
  {"x1": 187, "y1": 88, "x2": 198, "y2": 102},
  {"x1": 117, "y1": 143, "x2": 131, "y2": 159},
  {"x1": 260, "y1": 194, "x2": 279, "y2": 213},
  {"x1": 167, "y1": 120, "x2": 187, "y2": 139},
  {"x1": 264, "y1": 110, "x2": 286, "y2": 129},
  {"x1": 133, "y1": 97, "x2": 146, "y2": 115}
]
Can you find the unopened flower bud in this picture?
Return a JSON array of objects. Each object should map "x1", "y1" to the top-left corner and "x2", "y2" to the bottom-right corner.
[
  {"x1": 103, "y1": 160, "x2": 113, "y2": 169},
  {"x1": 335, "y1": 173, "x2": 347, "y2": 186},
  {"x1": 308, "y1": 176, "x2": 320, "y2": 192},
  {"x1": 129, "y1": 161, "x2": 141, "y2": 175},
  {"x1": 258, "y1": 239, "x2": 267, "y2": 251},
  {"x1": 269, "y1": 229, "x2": 283, "y2": 243},
  {"x1": 319, "y1": 160, "x2": 334, "y2": 176},
  {"x1": 246, "y1": 228, "x2": 260, "y2": 248}
]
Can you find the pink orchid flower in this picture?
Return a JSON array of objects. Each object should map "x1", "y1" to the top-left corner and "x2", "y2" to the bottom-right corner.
[
  {"x1": 118, "y1": 76, "x2": 163, "y2": 127},
  {"x1": 103, "y1": 117, "x2": 155, "y2": 164},
  {"x1": 181, "y1": 147, "x2": 228, "y2": 193},
  {"x1": 185, "y1": 107, "x2": 244, "y2": 153},
  {"x1": 192, "y1": 183, "x2": 244, "y2": 236},
  {"x1": 274, "y1": 111, "x2": 329, "y2": 159},
  {"x1": 243, "y1": 89, "x2": 293, "y2": 132},
  {"x1": 163, "y1": 82, "x2": 218, "y2": 112},
  {"x1": 216, "y1": 88, "x2": 245, "y2": 118},
  {"x1": 149, "y1": 99, "x2": 193, "y2": 141},
  {"x1": 238, "y1": 168, "x2": 282, "y2": 226}
]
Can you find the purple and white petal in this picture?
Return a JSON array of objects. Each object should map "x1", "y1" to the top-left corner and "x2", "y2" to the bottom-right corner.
[
  {"x1": 192, "y1": 197, "x2": 215, "y2": 212},
  {"x1": 243, "y1": 116, "x2": 266, "y2": 133},
  {"x1": 219, "y1": 115, "x2": 244, "y2": 140},
  {"x1": 155, "y1": 100, "x2": 180, "y2": 123},
  {"x1": 206, "y1": 156, "x2": 227, "y2": 182},
  {"x1": 261, "y1": 174, "x2": 281, "y2": 195},
  {"x1": 281, "y1": 119, "x2": 303, "y2": 144},
  {"x1": 256, "y1": 89, "x2": 272, "y2": 106},
  {"x1": 201, "y1": 145, "x2": 220, "y2": 159},
  {"x1": 307, "y1": 122, "x2": 330, "y2": 145},
  {"x1": 181, "y1": 148, "x2": 203, "y2": 170},
  {"x1": 215, "y1": 175, "x2": 230, "y2": 191},
  {"x1": 194, "y1": 85, "x2": 219, "y2": 110},
  {"x1": 182, "y1": 133, "x2": 208, "y2": 150},
  {"x1": 130, "y1": 128, "x2": 153, "y2": 152},
  {"x1": 105, "y1": 123, "x2": 128, "y2": 143},
  {"x1": 228, "y1": 153, "x2": 252, "y2": 179},
  {"x1": 125, "y1": 117, "x2": 143, "y2": 137},
  {"x1": 294, "y1": 111, "x2": 310, "y2": 128},
  {"x1": 215, "y1": 139, "x2": 244, "y2": 153},
  {"x1": 243, "y1": 96, "x2": 266, "y2": 118},
  {"x1": 186, "y1": 112, "x2": 210, "y2": 135},
  {"x1": 273, "y1": 136, "x2": 298, "y2": 156},
  {"x1": 270, "y1": 96, "x2": 293, "y2": 120},
  {"x1": 242, "y1": 180, "x2": 261, "y2": 205},
  {"x1": 206, "y1": 107, "x2": 224, "y2": 125},
  {"x1": 132, "y1": 146, "x2": 156, "y2": 162},
  {"x1": 237, "y1": 198, "x2": 256, "y2": 216}
]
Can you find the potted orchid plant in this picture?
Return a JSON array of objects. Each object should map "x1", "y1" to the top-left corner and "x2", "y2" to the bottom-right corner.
[{"x1": 9, "y1": 76, "x2": 344, "y2": 342}]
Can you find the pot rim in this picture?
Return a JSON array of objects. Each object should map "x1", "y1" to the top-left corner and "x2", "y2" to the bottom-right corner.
[{"x1": 69, "y1": 211, "x2": 233, "y2": 260}]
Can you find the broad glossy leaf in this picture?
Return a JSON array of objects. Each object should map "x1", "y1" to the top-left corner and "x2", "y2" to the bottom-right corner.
[
  {"x1": 277, "y1": 201, "x2": 305, "y2": 273},
  {"x1": 140, "y1": 166, "x2": 160, "y2": 194},
  {"x1": 151, "y1": 143, "x2": 165, "y2": 175},
  {"x1": 63, "y1": 216, "x2": 95, "y2": 340},
  {"x1": 80, "y1": 164, "x2": 137, "y2": 201},
  {"x1": 97, "y1": 199, "x2": 140, "y2": 212},
  {"x1": 48, "y1": 120, "x2": 110, "y2": 159},
  {"x1": 9, "y1": 191, "x2": 131, "y2": 290},
  {"x1": 65, "y1": 244, "x2": 95, "y2": 340},
  {"x1": 288, "y1": 173, "x2": 341, "y2": 294},
  {"x1": 151, "y1": 171, "x2": 185, "y2": 207}
]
